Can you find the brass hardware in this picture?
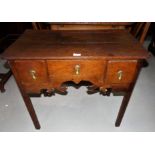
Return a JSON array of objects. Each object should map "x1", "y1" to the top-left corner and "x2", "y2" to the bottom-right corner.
[
  {"x1": 30, "y1": 70, "x2": 37, "y2": 80},
  {"x1": 99, "y1": 87, "x2": 111, "y2": 96},
  {"x1": 99, "y1": 87, "x2": 103, "y2": 91},
  {"x1": 100, "y1": 87, "x2": 108, "y2": 92},
  {"x1": 117, "y1": 70, "x2": 123, "y2": 80},
  {"x1": 75, "y1": 65, "x2": 80, "y2": 75}
]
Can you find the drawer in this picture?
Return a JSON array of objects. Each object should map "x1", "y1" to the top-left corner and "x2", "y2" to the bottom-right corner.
[
  {"x1": 14, "y1": 60, "x2": 48, "y2": 84},
  {"x1": 106, "y1": 60, "x2": 137, "y2": 84},
  {"x1": 47, "y1": 60, "x2": 106, "y2": 85}
]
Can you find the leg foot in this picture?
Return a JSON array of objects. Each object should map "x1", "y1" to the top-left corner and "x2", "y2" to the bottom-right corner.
[
  {"x1": 115, "y1": 88, "x2": 134, "y2": 127},
  {"x1": 22, "y1": 93, "x2": 41, "y2": 129}
]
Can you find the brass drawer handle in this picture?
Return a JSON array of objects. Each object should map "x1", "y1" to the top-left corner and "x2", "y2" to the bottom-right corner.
[
  {"x1": 30, "y1": 70, "x2": 37, "y2": 80},
  {"x1": 75, "y1": 65, "x2": 80, "y2": 75},
  {"x1": 117, "y1": 70, "x2": 123, "y2": 80}
]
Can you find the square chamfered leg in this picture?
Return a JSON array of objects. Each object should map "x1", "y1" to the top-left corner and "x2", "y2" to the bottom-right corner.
[
  {"x1": 9, "y1": 61, "x2": 41, "y2": 129},
  {"x1": 19, "y1": 89, "x2": 41, "y2": 129},
  {"x1": 115, "y1": 84, "x2": 135, "y2": 127},
  {"x1": 115, "y1": 61, "x2": 142, "y2": 127}
]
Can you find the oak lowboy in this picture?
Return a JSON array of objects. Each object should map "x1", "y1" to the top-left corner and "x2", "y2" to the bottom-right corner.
[{"x1": 2, "y1": 29, "x2": 149, "y2": 129}]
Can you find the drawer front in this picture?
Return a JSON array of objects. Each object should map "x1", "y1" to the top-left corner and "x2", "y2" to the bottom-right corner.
[
  {"x1": 106, "y1": 60, "x2": 137, "y2": 84},
  {"x1": 14, "y1": 60, "x2": 48, "y2": 84},
  {"x1": 47, "y1": 60, "x2": 106, "y2": 85}
]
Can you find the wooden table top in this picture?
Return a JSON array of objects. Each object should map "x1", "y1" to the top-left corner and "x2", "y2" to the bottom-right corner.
[{"x1": 2, "y1": 29, "x2": 149, "y2": 60}]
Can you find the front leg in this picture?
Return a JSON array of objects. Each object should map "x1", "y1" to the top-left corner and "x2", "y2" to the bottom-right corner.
[
  {"x1": 115, "y1": 61, "x2": 142, "y2": 127},
  {"x1": 9, "y1": 61, "x2": 40, "y2": 129},
  {"x1": 21, "y1": 90, "x2": 41, "y2": 129},
  {"x1": 115, "y1": 85, "x2": 134, "y2": 127}
]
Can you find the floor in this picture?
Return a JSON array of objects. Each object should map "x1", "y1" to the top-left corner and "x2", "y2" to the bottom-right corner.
[{"x1": 0, "y1": 41, "x2": 155, "y2": 132}]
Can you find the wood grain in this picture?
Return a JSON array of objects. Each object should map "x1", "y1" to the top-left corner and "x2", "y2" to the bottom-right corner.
[
  {"x1": 47, "y1": 60, "x2": 106, "y2": 88},
  {"x1": 14, "y1": 60, "x2": 48, "y2": 84},
  {"x1": 2, "y1": 30, "x2": 149, "y2": 60},
  {"x1": 106, "y1": 60, "x2": 137, "y2": 84}
]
